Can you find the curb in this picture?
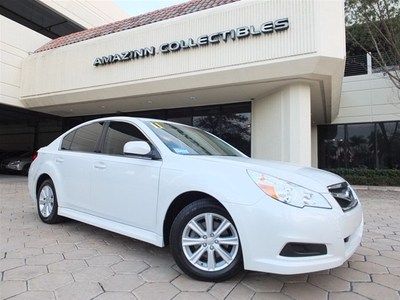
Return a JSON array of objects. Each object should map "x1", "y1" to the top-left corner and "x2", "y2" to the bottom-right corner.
[{"x1": 353, "y1": 185, "x2": 400, "y2": 192}]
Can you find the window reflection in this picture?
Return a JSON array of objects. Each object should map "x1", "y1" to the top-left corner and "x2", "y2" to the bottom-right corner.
[
  {"x1": 318, "y1": 121, "x2": 400, "y2": 170},
  {"x1": 376, "y1": 122, "x2": 400, "y2": 169},
  {"x1": 193, "y1": 107, "x2": 220, "y2": 136},
  {"x1": 167, "y1": 108, "x2": 192, "y2": 125},
  {"x1": 1, "y1": 102, "x2": 252, "y2": 162},
  {"x1": 318, "y1": 125, "x2": 347, "y2": 168},
  {"x1": 64, "y1": 103, "x2": 252, "y2": 156},
  {"x1": 220, "y1": 105, "x2": 251, "y2": 156},
  {"x1": 347, "y1": 123, "x2": 375, "y2": 168},
  {"x1": 192, "y1": 104, "x2": 251, "y2": 156}
]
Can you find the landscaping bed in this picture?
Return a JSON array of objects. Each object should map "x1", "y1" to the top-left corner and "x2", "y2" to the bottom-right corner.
[{"x1": 328, "y1": 168, "x2": 400, "y2": 186}]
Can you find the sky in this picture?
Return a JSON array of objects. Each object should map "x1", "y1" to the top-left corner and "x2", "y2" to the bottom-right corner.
[{"x1": 114, "y1": 0, "x2": 188, "y2": 16}]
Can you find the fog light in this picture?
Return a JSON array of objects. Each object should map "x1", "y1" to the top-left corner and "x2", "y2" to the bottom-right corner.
[{"x1": 280, "y1": 243, "x2": 327, "y2": 257}]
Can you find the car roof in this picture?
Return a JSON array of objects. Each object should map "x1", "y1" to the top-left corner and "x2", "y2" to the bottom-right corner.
[
  {"x1": 70, "y1": 116, "x2": 193, "y2": 131},
  {"x1": 75, "y1": 116, "x2": 192, "y2": 129}
]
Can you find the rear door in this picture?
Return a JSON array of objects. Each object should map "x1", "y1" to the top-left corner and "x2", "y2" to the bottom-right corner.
[
  {"x1": 90, "y1": 121, "x2": 162, "y2": 230},
  {"x1": 57, "y1": 122, "x2": 105, "y2": 212}
]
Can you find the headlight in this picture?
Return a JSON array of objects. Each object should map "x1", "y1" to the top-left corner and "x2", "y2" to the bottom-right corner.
[
  {"x1": 247, "y1": 170, "x2": 331, "y2": 209},
  {"x1": 9, "y1": 160, "x2": 21, "y2": 165},
  {"x1": 349, "y1": 185, "x2": 359, "y2": 201}
]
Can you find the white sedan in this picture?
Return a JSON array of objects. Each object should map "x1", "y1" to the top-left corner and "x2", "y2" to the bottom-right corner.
[{"x1": 28, "y1": 117, "x2": 363, "y2": 281}]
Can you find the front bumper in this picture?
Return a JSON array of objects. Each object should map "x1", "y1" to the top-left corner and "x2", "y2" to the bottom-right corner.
[{"x1": 227, "y1": 194, "x2": 363, "y2": 274}]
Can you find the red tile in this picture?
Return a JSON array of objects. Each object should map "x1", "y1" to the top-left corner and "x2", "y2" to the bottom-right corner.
[{"x1": 34, "y1": 0, "x2": 239, "y2": 53}]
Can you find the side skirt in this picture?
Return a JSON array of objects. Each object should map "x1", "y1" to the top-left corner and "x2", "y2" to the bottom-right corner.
[{"x1": 58, "y1": 207, "x2": 164, "y2": 247}]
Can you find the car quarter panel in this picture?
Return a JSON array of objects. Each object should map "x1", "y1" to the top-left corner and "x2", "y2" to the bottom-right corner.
[{"x1": 28, "y1": 151, "x2": 61, "y2": 203}]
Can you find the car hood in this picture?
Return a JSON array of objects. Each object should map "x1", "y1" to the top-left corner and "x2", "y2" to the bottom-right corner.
[{"x1": 191, "y1": 156, "x2": 345, "y2": 194}]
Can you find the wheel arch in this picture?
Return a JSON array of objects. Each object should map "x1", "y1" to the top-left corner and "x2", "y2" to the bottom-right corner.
[
  {"x1": 163, "y1": 191, "x2": 229, "y2": 246},
  {"x1": 36, "y1": 173, "x2": 52, "y2": 196}
]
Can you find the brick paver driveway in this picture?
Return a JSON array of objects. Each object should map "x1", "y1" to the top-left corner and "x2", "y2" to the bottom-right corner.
[{"x1": 1, "y1": 176, "x2": 399, "y2": 300}]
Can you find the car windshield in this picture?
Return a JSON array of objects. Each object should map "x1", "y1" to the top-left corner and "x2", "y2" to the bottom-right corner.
[{"x1": 145, "y1": 121, "x2": 245, "y2": 157}]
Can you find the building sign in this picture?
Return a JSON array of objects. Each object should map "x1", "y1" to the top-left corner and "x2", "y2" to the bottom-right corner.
[{"x1": 93, "y1": 18, "x2": 289, "y2": 67}]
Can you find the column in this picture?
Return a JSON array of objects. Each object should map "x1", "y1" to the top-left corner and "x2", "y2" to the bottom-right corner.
[
  {"x1": 251, "y1": 82, "x2": 312, "y2": 166},
  {"x1": 311, "y1": 125, "x2": 318, "y2": 168}
]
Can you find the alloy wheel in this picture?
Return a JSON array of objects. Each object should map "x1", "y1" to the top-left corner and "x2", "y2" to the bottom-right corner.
[
  {"x1": 39, "y1": 185, "x2": 55, "y2": 218},
  {"x1": 181, "y1": 213, "x2": 239, "y2": 272}
]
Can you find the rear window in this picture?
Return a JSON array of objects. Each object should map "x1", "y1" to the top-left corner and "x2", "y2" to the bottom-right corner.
[
  {"x1": 61, "y1": 131, "x2": 74, "y2": 150},
  {"x1": 61, "y1": 122, "x2": 104, "y2": 153}
]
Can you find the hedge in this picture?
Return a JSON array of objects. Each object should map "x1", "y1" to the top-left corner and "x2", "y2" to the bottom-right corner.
[{"x1": 327, "y1": 168, "x2": 400, "y2": 186}]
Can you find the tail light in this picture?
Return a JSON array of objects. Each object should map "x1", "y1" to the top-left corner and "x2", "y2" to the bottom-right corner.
[{"x1": 32, "y1": 151, "x2": 38, "y2": 161}]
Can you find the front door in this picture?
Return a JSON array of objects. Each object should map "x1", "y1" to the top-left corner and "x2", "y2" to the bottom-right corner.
[{"x1": 91, "y1": 121, "x2": 162, "y2": 231}]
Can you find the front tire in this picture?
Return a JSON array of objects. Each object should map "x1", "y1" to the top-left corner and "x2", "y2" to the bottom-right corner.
[
  {"x1": 37, "y1": 179, "x2": 64, "y2": 224},
  {"x1": 170, "y1": 199, "x2": 243, "y2": 282}
]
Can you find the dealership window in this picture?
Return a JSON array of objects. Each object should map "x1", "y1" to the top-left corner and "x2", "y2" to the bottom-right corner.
[
  {"x1": 219, "y1": 105, "x2": 251, "y2": 156},
  {"x1": 0, "y1": 104, "x2": 63, "y2": 174},
  {"x1": 347, "y1": 123, "x2": 375, "y2": 168},
  {"x1": 193, "y1": 106, "x2": 220, "y2": 136},
  {"x1": 0, "y1": 102, "x2": 251, "y2": 173},
  {"x1": 0, "y1": 119, "x2": 62, "y2": 153},
  {"x1": 376, "y1": 122, "x2": 400, "y2": 169},
  {"x1": 317, "y1": 125, "x2": 347, "y2": 169},
  {"x1": 101, "y1": 102, "x2": 252, "y2": 156},
  {"x1": 166, "y1": 108, "x2": 192, "y2": 125},
  {"x1": 36, "y1": 119, "x2": 64, "y2": 148},
  {"x1": 318, "y1": 121, "x2": 400, "y2": 170}
]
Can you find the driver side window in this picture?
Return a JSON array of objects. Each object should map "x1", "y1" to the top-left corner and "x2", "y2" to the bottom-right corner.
[{"x1": 102, "y1": 122, "x2": 148, "y2": 156}]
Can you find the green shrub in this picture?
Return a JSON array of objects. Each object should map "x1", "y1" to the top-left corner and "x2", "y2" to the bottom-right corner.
[{"x1": 326, "y1": 168, "x2": 400, "y2": 186}]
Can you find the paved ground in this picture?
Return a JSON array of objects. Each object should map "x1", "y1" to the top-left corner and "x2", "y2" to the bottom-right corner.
[{"x1": 0, "y1": 176, "x2": 399, "y2": 300}]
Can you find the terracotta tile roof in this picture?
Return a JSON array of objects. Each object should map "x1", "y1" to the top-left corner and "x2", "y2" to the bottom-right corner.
[{"x1": 34, "y1": 0, "x2": 240, "y2": 53}]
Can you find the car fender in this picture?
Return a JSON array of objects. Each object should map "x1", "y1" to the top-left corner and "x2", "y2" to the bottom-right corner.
[{"x1": 156, "y1": 164, "x2": 265, "y2": 240}]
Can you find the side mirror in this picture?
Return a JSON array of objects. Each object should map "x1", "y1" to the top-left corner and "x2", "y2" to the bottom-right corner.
[{"x1": 123, "y1": 141, "x2": 151, "y2": 156}]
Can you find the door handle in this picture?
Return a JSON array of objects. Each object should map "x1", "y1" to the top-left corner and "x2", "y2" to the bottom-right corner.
[
  {"x1": 94, "y1": 162, "x2": 106, "y2": 170},
  {"x1": 55, "y1": 157, "x2": 64, "y2": 163}
]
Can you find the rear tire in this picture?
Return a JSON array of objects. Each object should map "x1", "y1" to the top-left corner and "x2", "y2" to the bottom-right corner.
[
  {"x1": 170, "y1": 198, "x2": 243, "y2": 282},
  {"x1": 37, "y1": 179, "x2": 65, "y2": 224}
]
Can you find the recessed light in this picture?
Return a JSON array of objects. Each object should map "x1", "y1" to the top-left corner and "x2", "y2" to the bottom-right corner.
[
  {"x1": 101, "y1": 105, "x2": 105, "y2": 109},
  {"x1": 147, "y1": 100, "x2": 153, "y2": 104},
  {"x1": 189, "y1": 96, "x2": 197, "y2": 101}
]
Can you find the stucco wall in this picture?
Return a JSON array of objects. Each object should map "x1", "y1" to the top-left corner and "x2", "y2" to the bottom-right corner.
[
  {"x1": 22, "y1": 0, "x2": 317, "y2": 98},
  {"x1": 20, "y1": 0, "x2": 345, "y2": 116},
  {"x1": 0, "y1": 16, "x2": 50, "y2": 107},
  {"x1": 333, "y1": 74, "x2": 400, "y2": 124},
  {"x1": 38, "y1": 0, "x2": 128, "y2": 28}
]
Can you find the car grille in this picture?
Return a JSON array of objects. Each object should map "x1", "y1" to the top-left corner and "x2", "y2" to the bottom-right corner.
[{"x1": 328, "y1": 182, "x2": 358, "y2": 212}]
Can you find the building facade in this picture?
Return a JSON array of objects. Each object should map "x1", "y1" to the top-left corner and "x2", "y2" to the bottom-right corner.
[
  {"x1": 0, "y1": 0, "x2": 399, "y2": 171},
  {"x1": 319, "y1": 55, "x2": 400, "y2": 170}
]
